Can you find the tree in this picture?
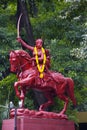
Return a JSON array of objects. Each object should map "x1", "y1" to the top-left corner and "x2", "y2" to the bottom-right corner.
[{"x1": 17, "y1": 0, "x2": 35, "y2": 47}]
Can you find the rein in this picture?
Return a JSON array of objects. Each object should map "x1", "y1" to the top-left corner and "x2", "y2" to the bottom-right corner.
[{"x1": 15, "y1": 52, "x2": 32, "y2": 71}]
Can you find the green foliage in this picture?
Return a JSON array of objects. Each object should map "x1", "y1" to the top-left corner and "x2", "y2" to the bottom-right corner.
[
  {"x1": 24, "y1": 90, "x2": 35, "y2": 110},
  {"x1": 0, "y1": 73, "x2": 17, "y2": 129},
  {"x1": 0, "y1": 9, "x2": 21, "y2": 80},
  {"x1": 0, "y1": 74, "x2": 17, "y2": 105}
]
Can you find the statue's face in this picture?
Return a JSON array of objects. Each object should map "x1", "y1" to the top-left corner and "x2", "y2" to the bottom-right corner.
[
  {"x1": 35, "y1": 39, "x2": 43, "y2": 49},
  {"x1": 9, "y1": 52, "x2": 18, "y2": 73}
]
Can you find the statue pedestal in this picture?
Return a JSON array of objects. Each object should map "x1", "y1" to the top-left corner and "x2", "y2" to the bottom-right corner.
[{"x1": 2, "y1": 116, "x2": 75, "y2": 130}]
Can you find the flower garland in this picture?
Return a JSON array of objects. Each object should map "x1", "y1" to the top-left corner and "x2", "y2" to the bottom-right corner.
[{"x1": 34, "y1": 46, "x2": 46, "y2": 78}]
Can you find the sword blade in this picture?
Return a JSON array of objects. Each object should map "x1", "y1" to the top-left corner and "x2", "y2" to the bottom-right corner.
[{"x1": 17, "y1": 13, "x2": 23, "y2": 38}]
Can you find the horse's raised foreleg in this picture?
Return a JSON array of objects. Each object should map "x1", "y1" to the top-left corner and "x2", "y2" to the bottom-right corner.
[
  {"x1": 14, "y1": 82, "x2": 25, "y2": 107},
  {"x1": 14, "y1": 76, "x2": 34, "y2": 99},
  {"x1": 14, "y1": 81, "x2": 21, "y2": 98}
]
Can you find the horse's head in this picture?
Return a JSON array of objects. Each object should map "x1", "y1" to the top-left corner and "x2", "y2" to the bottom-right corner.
[{"x1": 9, "y1": 50, "x2": 31, "y2": 73}]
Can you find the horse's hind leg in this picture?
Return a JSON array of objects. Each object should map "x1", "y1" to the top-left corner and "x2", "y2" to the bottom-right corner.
[
  {"x1": 39, "y1": 92, "x2": 54, "y2": 111},
  {"x1": 58, "y1": 94, "x2": 69, "y2": 115},
  {"x1": 67, "y1": 78, "x2": 76, "y2": 106}
]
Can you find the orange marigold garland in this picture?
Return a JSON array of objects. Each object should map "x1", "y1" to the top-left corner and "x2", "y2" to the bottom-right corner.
[{"x1": 34, "y1": 46, "x2": 46, "y2": 78}]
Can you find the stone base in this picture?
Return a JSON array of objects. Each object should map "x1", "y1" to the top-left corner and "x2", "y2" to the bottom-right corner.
[{"x1": 2, "y1": 116, "x2": 75, "y2": 130}]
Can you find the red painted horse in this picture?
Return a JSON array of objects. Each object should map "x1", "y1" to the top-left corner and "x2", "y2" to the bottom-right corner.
[{"x1": 9, "y1": 50, "x2": 76, "y2": 115}]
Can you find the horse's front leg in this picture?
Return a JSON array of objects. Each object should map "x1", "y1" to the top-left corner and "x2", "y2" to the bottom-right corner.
[
  {"x1": 14, "y1": 76, "x2": 34, "y2": 99},
  {"x1": 14, "y1": 81, "x2": 21, "y2": 98},
  {"x1": 14, "y1": 81, "x2": 26, "y2": 107},
  {"x1": 19, "y1": 89, "x2": 26, "y2": 108}
]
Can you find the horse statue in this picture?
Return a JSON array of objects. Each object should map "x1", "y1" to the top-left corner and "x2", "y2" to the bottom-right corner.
[{"x1": 9, "y1": 50, "x2": 76, "y2": 116}]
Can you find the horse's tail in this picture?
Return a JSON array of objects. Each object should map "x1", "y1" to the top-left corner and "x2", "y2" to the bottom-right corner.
[{"x1": 67, "y1": 78, "x2": 76, "y2": 106}]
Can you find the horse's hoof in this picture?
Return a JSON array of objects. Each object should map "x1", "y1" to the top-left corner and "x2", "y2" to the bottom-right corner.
[
  {"x1": 39, "y1": 108, "x2": 42, "y2": 111},
  {"x1": 58, "y1": 113, "x2": 68, "y2": 119},
  {"x1": 14, "y1": 82, "x2": 18, "y2": 87},
  {"x1": 20, "y1": 95, "x2": 24, "y2": 99},
  {"x1": 39, "y1": 105, "x2": 43, "y2": 111}
]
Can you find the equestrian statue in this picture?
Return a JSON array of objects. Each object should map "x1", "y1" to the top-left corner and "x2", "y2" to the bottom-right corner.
[{"x1": 9, "y1": 14, "x2": 76, "y2": 119}]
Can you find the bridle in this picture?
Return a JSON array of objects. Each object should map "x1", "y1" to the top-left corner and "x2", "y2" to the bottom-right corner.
[{"x1": 11, "y1": 51, "x2": 31, "y2": 72}]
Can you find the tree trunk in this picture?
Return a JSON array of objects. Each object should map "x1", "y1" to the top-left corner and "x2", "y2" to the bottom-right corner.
[
  {"x1": 28, "y1": 0, "x2": 38, "y2": 17},
  {"x1": 17, "y1": 0, "x2": 35, "y2": 48}
]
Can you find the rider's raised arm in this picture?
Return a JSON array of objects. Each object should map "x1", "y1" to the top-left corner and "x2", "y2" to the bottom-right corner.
[{"x1": 17, "y1": 37, "x2": 34, "y2": 51}]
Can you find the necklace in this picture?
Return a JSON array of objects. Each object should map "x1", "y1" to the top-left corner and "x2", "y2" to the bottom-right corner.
[{"x1": 34, "y1": 46, "x2": 46, "y2": 78}]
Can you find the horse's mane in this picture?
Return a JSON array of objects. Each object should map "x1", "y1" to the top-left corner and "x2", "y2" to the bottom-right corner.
[{"x1": 10, "y1": 50, "x2": 31, "y2": 59}]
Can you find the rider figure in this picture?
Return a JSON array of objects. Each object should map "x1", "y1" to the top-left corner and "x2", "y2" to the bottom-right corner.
[{"x1": 17, "y1": 37, "x2": 50, "y2": 78}]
